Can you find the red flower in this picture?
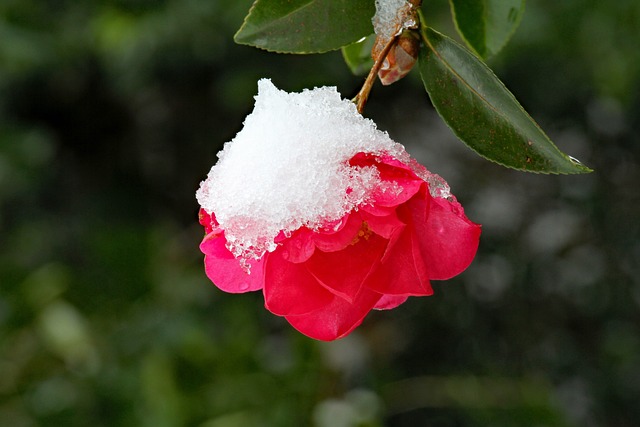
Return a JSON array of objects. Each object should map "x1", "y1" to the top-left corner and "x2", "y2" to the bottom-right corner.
[{"x1": 199, "y1": 153, "x2": 480, "y2": 341}]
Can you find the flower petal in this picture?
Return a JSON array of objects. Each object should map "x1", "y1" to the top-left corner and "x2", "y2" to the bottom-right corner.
[
  {"x1": 374, "y1": 294, "x2": 409, "y2": 310},
  {"x1": 200, "y1": 232, "x2": 264, "y2": 293},
  {"x1": 364, "y1": 188, "x2": 432, "y2": 296},
  {"x1": 361, "y1": 209, "x2": 404, "y2": 239},
  {"x1": 305, "y1": 229, "x2": 387, "y2": 303},
  {"x1": 365, "y1": 226, "x2": 433, "y2": 296},
  {"x1": 279, "y1": 228, "x2": 316, "y2": 263},
  {"x1": 351, "y1": 152, "x2": 423, "y2": 208},
  {"x1": 263, "y1": 249, "x2": 335, "y2": 316},
  {"x1": 416, "y1": 196, "x2": 482, "y2": 280},
  {"x1": 198, "y1": 208, "x2": 219, "y2": 235},
  {"x1": 312, "y1": 213, "x2": 362, "y2": 252},
  {"x1": 361, "y1": 203, "x2": 397, "y2": 217},
  {"x1": 284, "y1": 287, "x2": 382, "y2": 341}
]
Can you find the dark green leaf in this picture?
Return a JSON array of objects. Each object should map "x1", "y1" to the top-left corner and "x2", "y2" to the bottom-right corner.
[
  {"x1": 418, "y1": 28, "x2": 591, "y2": 174},
  {"x1": 235, "y1": 0, "x2": 375, "y2": 54},
  {"x1": 449, "y1": 0, "x2": 525, "y2": 58},
  {"x1": 341, "y1": 34, "x2": 375, "y2": 75}
]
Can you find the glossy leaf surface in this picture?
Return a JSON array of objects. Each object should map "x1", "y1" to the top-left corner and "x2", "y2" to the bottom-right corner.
[
  {"x1": 449, "y1": 0, "x2": 525, "y2": 58},
  {"x1": 419, "y1": 28, "x2": 591, "y2": 174},
  {"x1": 235, "y1": 0, "x2": 375, "y2": 53},
  {"x1": 342, "y1": 34, "x2": 375, "y2": 75}
]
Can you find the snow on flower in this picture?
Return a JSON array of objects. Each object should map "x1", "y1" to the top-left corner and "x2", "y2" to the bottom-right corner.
[{"x1": 196, "y1": 79, "x2": 481, "y2": 341}]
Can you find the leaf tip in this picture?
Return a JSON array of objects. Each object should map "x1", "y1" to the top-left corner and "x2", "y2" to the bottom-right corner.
[{"x1": 565, "y1": 156, "x2": 594, "y2": 174}]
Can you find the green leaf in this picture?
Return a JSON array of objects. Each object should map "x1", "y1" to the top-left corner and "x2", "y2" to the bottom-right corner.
[
  {"x1": 234, "y1": 0, "x2": 375, "y2": 54},
  {"x1": 418, "y1": 27, "x2": 591, "y2": 174},
  {"x1": 341, "y1": 34, "x2": 375, "y2": 75},
  {"x1": 449, "y1": 0, "x2": 525, "y2": 58}
]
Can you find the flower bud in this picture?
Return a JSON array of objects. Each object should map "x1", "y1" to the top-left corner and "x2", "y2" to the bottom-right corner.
[{"x1": 375, "y1": 29, "x2": 420, "y2": 86}]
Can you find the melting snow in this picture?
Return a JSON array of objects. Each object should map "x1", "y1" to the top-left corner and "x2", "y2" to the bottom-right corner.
[
  {"x1": 373, "y1": 0, "x2": 414, "y2": 41},
  {"x1": 196, "y1": 79, "x2": 407, "y2": 262}
]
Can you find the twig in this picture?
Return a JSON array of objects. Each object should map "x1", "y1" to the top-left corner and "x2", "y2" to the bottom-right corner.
[{"x1": 354, "y1": 35, "x2": 399, "y2": 114}]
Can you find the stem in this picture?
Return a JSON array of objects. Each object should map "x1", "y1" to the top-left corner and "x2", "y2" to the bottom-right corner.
[
  {"x1": 354, "y1": 1, "x2": 423, "y2": 114},
  {"x1": 354, "y1": 35, "x2": 398, "y2": 114}
]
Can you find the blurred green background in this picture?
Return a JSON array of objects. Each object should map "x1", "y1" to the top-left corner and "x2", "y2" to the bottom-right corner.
[{"x1": 1, "y1": 0, "x2": 639, "y2": 426}]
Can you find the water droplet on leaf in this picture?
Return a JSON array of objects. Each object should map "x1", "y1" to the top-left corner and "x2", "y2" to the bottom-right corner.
[{"x1": 568, "y1": 155, "x2": 583, "y2": 165}]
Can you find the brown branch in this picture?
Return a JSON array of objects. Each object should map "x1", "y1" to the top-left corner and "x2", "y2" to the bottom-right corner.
[{"x1": 354, "y1": 35, "x2": 399, "y2": 114}]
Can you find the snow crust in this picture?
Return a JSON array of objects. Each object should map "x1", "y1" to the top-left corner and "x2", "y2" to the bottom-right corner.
[
  {"x1": 373, "y1": 0, "x2": 414, "y2": 41},
  {"x1": 196, "y1": 79, "x2": 407, "y2": 263}
]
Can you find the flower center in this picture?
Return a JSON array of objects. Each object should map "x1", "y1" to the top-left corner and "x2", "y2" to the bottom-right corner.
[{"x1": 350, "y1": 221, "x2": 372, "y2": 245}]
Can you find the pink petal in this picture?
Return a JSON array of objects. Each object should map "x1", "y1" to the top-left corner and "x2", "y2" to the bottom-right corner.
[
  {"x1": 200, "y1": 232, "x2": 264, "y2": 293},
  {"x1": 415, "y1": 196, "x2": 482, "y2": 280},
  {"x1": 262, "y1": 249, "x2": 335, "y2": 316},
  {"x1": 305, "y1": 229, "x2": 387, "y2": 303},
  {"x1": 374, "y1": 294, "x2": 409, "y2": 310},
  {"x1": 284, "y1": 286, "x2": 382, "y2": 341}
]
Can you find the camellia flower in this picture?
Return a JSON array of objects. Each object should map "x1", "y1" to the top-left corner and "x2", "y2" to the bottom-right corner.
[{"x1": 196, "y1": 79, "x2": 480, "y2": 341}]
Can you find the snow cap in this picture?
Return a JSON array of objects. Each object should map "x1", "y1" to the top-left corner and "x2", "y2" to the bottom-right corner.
[{"x1": 196, "y1": 79, "x2": 407, "y2": 262}]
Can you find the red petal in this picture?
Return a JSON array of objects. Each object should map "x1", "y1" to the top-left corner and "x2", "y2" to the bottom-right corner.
[
  {"x1": 263, "y1": 249, "x2": 335, "y2": 316},
  {"x1": 305, "y1": 229, "x2": 387, "y2": 303},
  {"x1": 365, "y1": 189, "x2": 432, "y2": 296},
  {"x1": 351, "y1": 152, "x2": 423, "y2": 208},
  {"x1": 361, "y1": 209, "x2": 404, "y2": 239},
  {"x1": 365, "y1": 226, "x2": 433, "y2": 296},
  {"x1": 200, "y1": 232, "x2": 264, "y2": 293},
  {"x1": 361, "y1": 203, "x2": 396, "y2": 217},
  {"x1": 284, "y1": 287, "x2": 382, "y2": 341},
  {"x1": 374, "y1": 294, "x2": 409, "y2": 310},
  {"x1": 198, "y1": 209, "x2": 219, "y2": 235},
  {"x1": 372, "y1": 177, "x2": 422, "y2": 209},
  {"x1": 410, "y1": 230, "x2": 432, "y2": 292},
  {"x1": 312, "y1": 213, "x2": 362, "y2": 252},
  {"x1": 416, "y1": 196, "x2": 481, "y2": 280},
  {"x1": 279, "y1": 227, "x2": 316, "y2": 263},
  {"x1": 370, "y1": 177, "x2": 422, "y2": 207}
]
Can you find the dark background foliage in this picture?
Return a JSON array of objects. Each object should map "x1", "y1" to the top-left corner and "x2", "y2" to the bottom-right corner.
[{"x1": 1, "y1": 0, "x2": 638, "y2": 426}]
